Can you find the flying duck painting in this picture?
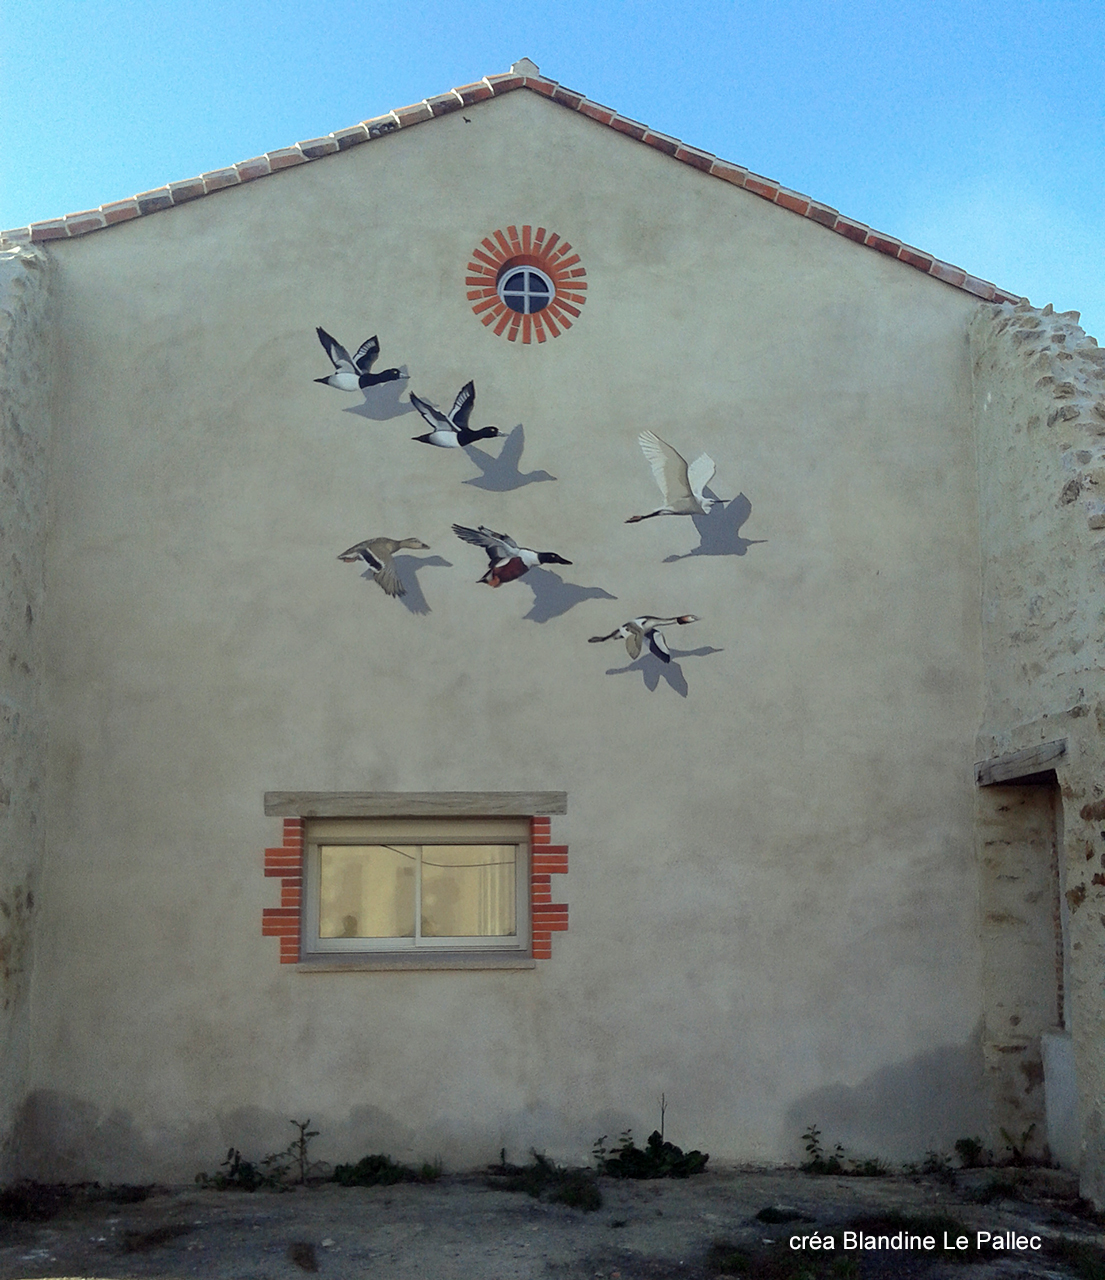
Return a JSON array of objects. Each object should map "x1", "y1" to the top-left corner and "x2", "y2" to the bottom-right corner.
[
  {"x1": 452, "y1": 524, "x2": 571, "y2": 587},
  {"x1": 626, "y1": 431, "x2": 725, "y2": 523},
  {"x1": 315, "y1": 328, "x2": 406, "y2": 391},
  {"x1": 589, "y1": 614, "x2": 700, "y2": 663},
  {"x1": 410, "y1": 382, "x2": 502, "y2": 448},
  {"x1": 337, "y1": 536, "x2": 431, "y2": 598}
]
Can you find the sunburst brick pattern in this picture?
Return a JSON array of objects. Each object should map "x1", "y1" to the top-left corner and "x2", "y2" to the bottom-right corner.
[{"x1": 466, "y1": 225, "x2": 587, "y2": 343}]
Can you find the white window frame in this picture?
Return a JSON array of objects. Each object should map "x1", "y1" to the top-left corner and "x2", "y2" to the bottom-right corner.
[
  {"x1": 496, "y1": 266, "x2": 555, "y2": 315},
  {"x1": 303, "y1": 815, "x2": 531, "y2": 961}
]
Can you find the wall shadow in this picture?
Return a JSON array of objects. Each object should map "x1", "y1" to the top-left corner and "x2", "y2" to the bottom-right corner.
[
  {"x1": 782, "y1": 1029, "x2": 988, "y2": 1162},
  {"x1": 520, "y1": 568, "x2": 617, "y2": 624},
  {"x1": 603, "y1": 645, "x2": 724, "y2": 697},
  {"x1": 662, "y1": 491, "x2": 767, "y2": 562},
  {"x1": 352, "y1": 556, "x2": 451, "y2": 614},
  {"x1": 341, "y1": 368, "x2": 414, "y2": 421},
  {"x1": 463, "y1": 424, "x2": 556, "y2": 491},
  {"x1": 395, "y1": 555, "x2": 452, "y2": 616}
]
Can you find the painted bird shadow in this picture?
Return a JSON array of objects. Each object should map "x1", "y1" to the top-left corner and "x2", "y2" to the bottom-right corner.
[
  {"x1": 519, "y1": 568, "x2": 616, "y2": 624},
  {"x1": 662, "y1": 491, "x2": 767, "y2": 562},
  {"x1": 463, "y1": 424, "x2": 556, "y2": 491},
  {"x1": 342, "y1": 368, "x2": 415, "y2": 421},
  {"x1": 357, "y1": 555, "x2": 452, "y2": 616},
  {"x1": 604, "y1": 645, "x2": 724, "y2": 698}
]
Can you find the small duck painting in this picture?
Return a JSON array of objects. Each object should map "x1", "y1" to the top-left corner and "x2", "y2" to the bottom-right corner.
[
  {"x1": 589, "y1": 614, "x2": 700, "y2": 663},
  {"x1": 452, "y1": 524, "x2": 572, "y2": 587},
  {"x1": 626, "y1": 431, "x2": 725, "y2": 523},
  {"x1": 315, "y1": 328, "x2": 406, "y2": 391},
  {"x1": 337, "y1": 536, "x2": 431, "y2": 598},
  {"x1": 410, "y1": 382, "x2": 502, "y2": 448}
]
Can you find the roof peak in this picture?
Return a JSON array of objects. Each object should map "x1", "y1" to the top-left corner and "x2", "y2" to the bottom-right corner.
[{"x1": 0, "y1": 63, "x2": 1022, "y2": 307}]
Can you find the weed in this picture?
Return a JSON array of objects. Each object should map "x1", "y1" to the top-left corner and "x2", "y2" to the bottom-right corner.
[
  {"x1": 594, "y1": 1129, "x2": 708, "y2": 1178},
  {"x1": 799, "y1": 1126, "x2": 845, "y2": 1175},
  {"x1": 954, "y1": 1135, "x2": 989, "y2": 1168},
  {"x1": 0, "y1": 1182, "x2": 155, "y2": 1221},
  {"x1": 487, "y1": 1150, "x2": 602, "y2": 1210},
  {"x1": 1000, "y1": 1123, "x2": 1037, "y2": 1165},
  {"x1": 195, "y1": 1147, "x2": 282, "y2": 1192},
  {"x1": 799, "y1": 1127, "x2": 885, "y2": 1178},
  {"x1": 973, "y1": 1171, "x2": 1024, "y2": 1204},
  {"x1": 332, "y1": 1153, "x2": 441, "y2": 1186}
]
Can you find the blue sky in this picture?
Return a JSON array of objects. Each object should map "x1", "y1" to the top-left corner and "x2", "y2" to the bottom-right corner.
[{"x1": 3, "y1": 0, "x2": 1103, "y2": 337}]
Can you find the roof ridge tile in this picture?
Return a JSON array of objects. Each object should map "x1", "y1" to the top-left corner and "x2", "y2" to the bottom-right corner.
[{"x1": 0, "y1": 63, "x2": 1025, "y2": 305}]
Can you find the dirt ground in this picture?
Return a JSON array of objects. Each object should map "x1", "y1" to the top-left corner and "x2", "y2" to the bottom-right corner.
[{"x1": 1, "y1": 1164, "x2": 1102, "y2": 1280}]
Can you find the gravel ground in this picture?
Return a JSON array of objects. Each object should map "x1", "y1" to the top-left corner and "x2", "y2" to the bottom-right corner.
[{"x1": 0, "y1": 1165, "x2": 1101, "y2": 1280}]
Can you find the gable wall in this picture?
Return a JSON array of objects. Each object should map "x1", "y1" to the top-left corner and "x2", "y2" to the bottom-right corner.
[{"x1": 17, "y1": 90, "x2": 986, "y2": 1178}]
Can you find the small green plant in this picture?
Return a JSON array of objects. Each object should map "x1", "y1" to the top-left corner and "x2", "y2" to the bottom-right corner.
[
  {"x1": 196, "y1": 1147, "x2": 282, "y2": 1191},
  {"x1": 798, "y1": 1126, "x2": 885, "y2": 1178},
  {"x1": 800, "y1": 1125, "x2": 844, "y2": 1174},
  {"x1": 487, "y1": 1150, "x2": 601, "y2": 1210},
  {"x1": 953, "y1": 1135, "x2": 988, "y2": 1168},
  {"x1": 593, "y1": 1129, "x2": 708, "y2": 1179},
  {"x1": 331, "y1": 1152, "x2": 441, "y2": 1186},
  {"x1": 1000, "y1": 1123, "x2": 1036, "y2": 1165}
]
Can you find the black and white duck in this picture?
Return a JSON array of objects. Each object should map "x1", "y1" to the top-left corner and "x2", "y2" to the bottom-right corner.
[
  {"x1": 452, "y1": 524, "x2": 571, "y2": 587},
  {"x1": 588, "y1": 614, "x2": 700, "y2": 663}
]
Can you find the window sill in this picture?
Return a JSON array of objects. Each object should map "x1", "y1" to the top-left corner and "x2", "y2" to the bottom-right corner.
[{"x1": 296, "y1": 952, "x2": 537, "y2": 972}]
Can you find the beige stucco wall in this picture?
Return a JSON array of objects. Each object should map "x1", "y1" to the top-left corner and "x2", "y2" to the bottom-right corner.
[
  {"x1": 15, "y1": 89, "x2": 988, "y2": 1180},
  {"x1": 0, "y1": 245, "x2": 51, "y2": 1178},
  {"x1": 971, "y1": 301, "x2": 1105, "y2": 1201}
]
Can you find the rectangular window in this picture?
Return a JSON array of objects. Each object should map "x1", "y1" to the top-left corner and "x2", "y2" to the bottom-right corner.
[{"x1": 304, "y1": 817, "x2": 530, "y2": 957}]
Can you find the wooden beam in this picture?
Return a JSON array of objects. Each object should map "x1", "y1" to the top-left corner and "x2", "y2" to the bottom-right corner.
[
  {"x1": 264, "y1": 790, "x2": 568, "y2": 817},
  {"x1": 975, "y1": 740, "x2": 1067, "y2": 786}
]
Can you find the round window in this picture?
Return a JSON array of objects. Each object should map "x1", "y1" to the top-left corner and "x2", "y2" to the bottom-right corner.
[
  {"x1": 497, "y1": 267, "x2": 554, "y2": 315},
  {"x1": 467, "y1": 226, "x2": 588, "y2": 343}
]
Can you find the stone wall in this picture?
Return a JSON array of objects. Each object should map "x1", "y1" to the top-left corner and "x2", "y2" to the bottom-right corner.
[
  {"x1": 0, "y1": 246, "x2": 51, "y2": 1178},
  {"x1": 971, "y1": 299, "x2": 1105, "y2": 1202}
]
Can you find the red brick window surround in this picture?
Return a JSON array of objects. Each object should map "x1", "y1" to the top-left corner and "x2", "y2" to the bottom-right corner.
[
  {"x1": 467, "y1": 225, "x2": 587, "y2": 344},
  {"x1": 261, "y1": 794, "x2": 567, "y2": 967}
]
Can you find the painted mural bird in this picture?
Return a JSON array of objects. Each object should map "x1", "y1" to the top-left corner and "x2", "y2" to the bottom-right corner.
[
  {"x1": 337, "y1": 536, "x2": 430, "y2": 597},
  {"x1": 452, "y1": 524, "x2": 571, "y2": 587},
  {"x1": 589, "y1": 614, "x2": 700, "y2": 663},
  {"x1": 315, "y1": 327, "x2": 406, "y2": 390},
  {"x1": 625, "y1": 431, "x2": 725, "y2": 522},
  {"x1": 410, "y1": 381, "x2": 502, "y2": 447}
]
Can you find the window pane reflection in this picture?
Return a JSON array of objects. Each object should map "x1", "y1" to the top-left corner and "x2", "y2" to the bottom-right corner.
[
  {"x1": 319, "y1": 845, "x2": 416, "y2": 938},
  {"x1": 421, "y1": 845, "x2": 516, "y2": 937}
]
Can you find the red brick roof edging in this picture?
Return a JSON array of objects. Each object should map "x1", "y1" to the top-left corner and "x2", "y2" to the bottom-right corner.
[{"x1": 0, "y1": 62, "x2": 1022, "y2": 306}]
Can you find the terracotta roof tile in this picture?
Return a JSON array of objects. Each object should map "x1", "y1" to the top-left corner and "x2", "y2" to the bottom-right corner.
[
  {"x1": 456, "y1": 81, "x2": 494, "y2": 105},
  {"x1": 0, "y1": 59, "x2": 1023, "y2": 307},
  {"x1": 265, "y1": 148, "x2": 306, "y2": 173},
  {"x1": 674, "y1": 144, "x2": 715, "y2": 171},
  {"x1": 643, "y1": 130, "x2": 681, "y2": 156},
  {"x1": 168, "y1": 177, "x2": 207, "y2": 201},
  {"x1": 135, "y1": 188, "x2": 174, "y2": 214},
  {"x1": 331, "y1": 126, "x2": 369, "y2": 149},
  {"x1": 202, "y1": 167, "x2": 240, "y2": 191}
]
